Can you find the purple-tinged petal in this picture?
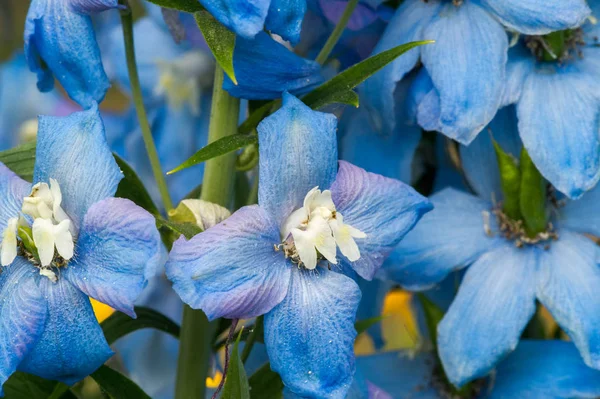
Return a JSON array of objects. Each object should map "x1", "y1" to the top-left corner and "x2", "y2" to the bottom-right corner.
[
  {"x1": 491, "y1": 340, "x2": 600, "y2": 398},
  {"x1": 34, "y1": 106, "x2": 123, "y2": 228},
  {"x1": 384, "y1": 188, "x2": 501, "y2": 291},
  {"x1": 19, "y1": 277, "x2": 113, "y2": 385},
  {"x1": 319, "y1": 0, "x2": 378, "y2": 31},
  {"x1": 330, "y1": 161, "x2": 431, "y2": 280},
  {"x1": 536, "y1": 231, "x2": 600, "y2": 369},
  {"x1": 258, "y1": 92, "x2": 338, "y2": 224},
  {"x1": 63, "y1": 198, "x2": 163, "y2": 318},
  {"x1": 264, "y1": 267, "x2": 361, "y2": 399},
  {"x1": 69, "y1": 0, "x2": 122, "y2": 13},
  {"x1": 479, "y1": 0, "x2": 590, "y2": 35},
  {"x1": 0, "y1": 258, "x2": 47, "y2": 395},
  {"x1": 418, "y1": 1, "x2": 507, "y2": 144},
  {"x1": 166, "y1": 205, "x2": 291, "y2": 320},
  {"x1": 0, "y1": 164, "x2": 30, "y2": 233},
  {"x1": 438, "y1": 244, "x2": 537, "y2": 387}
]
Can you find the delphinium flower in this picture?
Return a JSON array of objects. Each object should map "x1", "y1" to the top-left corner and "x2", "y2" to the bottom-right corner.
[
  {"x1": 361, "y1": 0, "x2": 590, "y2": 139},
  {"x1": 382, "y1": 106, "x2": 600, "y2": 386},
  {"x1": 24, "y1": 0, "x2": 124, "y2": 108},
  {"x1": 166, "y1": 92, "x2": 431, "y2": 397},
  {"x1": 0, "y1": 106, "x2": 163, "y2": 391}
]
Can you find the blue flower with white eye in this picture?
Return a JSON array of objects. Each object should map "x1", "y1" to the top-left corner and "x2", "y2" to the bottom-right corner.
[
  {"x1": 165, "y1": 92, "x2": 431, "y2": 398},
  {"x1": 361, "y1": 0, "x2": 590, "y2": 140},
  {"x1": 24, "y1": 0, "x2": 122, "y2": 108},
  {"x1": 0, "y1": 106, "x2": 163, "y2": 391},
  {"x1": 382, "y1": 106, "x2": 600, "y2": 386}
]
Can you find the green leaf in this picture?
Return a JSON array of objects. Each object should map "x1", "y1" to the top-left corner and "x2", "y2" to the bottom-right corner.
[
  {"x1": 156, "y1": 217, "x2": 203, "y2": 240},
  {"x1": 249, "y1": 364, "x2": 284, "y2": 399},
  {"x1": 221, "y1": 329, "x2": 251, "y2": 399},
  {"x1": 3, "y1": 372, "x2": 61, "y2": 399},
  {"x1": 519, "y1": 148, "x2": 547, "y2": 236},
  {"x1": 90, "y1": 366, "x2": 151, "y2": 399},
  {"x1": 114, "y1": 154, "x2": 160, "y2": 216},
  {"x1": 417, "y1": 293, "x2": 444, "y2": 348},
  {"x1": 492, "y1": 138, "x2": 522, "y2": 221},
  {"x1": 101, "y1": 306, "x2": 180, "y2": 345},
  {"x1": 144, "y1": 0, "x2": 203, "y2": 13},
  {"x1": 48, "y1": 383, "x2": 75, "y2": 399},
  {"x1": 195, "y1": 11, "x2": 237, "y2": 84},
  {"x1": 302, "y1": 40, "x2": 434, "y2": 110},
  {"x1": 355, "y1": 315, "x2": 385, "y2": 335},
  {"x1": 168, "y1": 134, "x2": 258, "y2": 175},
  {"x1": 0, "y1": 141, "x2": 36, "y2": 181}
]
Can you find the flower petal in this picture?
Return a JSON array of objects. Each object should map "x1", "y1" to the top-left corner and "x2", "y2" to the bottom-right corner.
[
  {"x1": 384, "y1": 188, "x2": 500, "y2": 291},
  {"x1": 536, "y1": 231, "x2": 600, "y2": 369},
  {"x1": 479, "y1": 0, "x2": 590, "y2": 35},
  {"x1": 0, "y1": 258, "x2": 47, "y2": 395},
  {"x1": 224, "y1": 33, "x2": 324, "y2": 100},
  {"x1": 69, "y1": 0, "x2": 121, "y2": 13},
  {"x1": 258, "y1": 92, "x2": 338, "y2": 224},
  {"x1": 25, "y1": 0, "x2": 110, "y2": 108},
  {"x1": 19, "y1": 277, "x2": 113, "y2": 385},
  {"x1": 63, "y1": 198, "x2": 163, "y2": 318},
  {"x1": 198, "y1": 0, "x2": 269, "y2": 39},
  {"x1": 360, "y1": 0, "x2": 440, "y2": 136},
  {"x1": 491, "y1": 340, "x2": 600, "y2": 398},
  {"x1": 166, "y1": 205, "x2": 292, "y2": 320},
  {"x1": 264, "y1": 267, "x2": 361, "y2": 398},
  {"x1": 330, "y1": 161, "x2": 432, "y2": 280},
  {"x1": 419, "y1": 1, "x2": 507, "y2": 144},
  {"x1": 500, "y1": 45, "x2": 536, "y2": 108},
  {"x1": 0, "y1": 164, "x2": 30, "y2": 233},
  {"x1": 560, "y1": 184, "x2": 600, "y2": 236},
  {"x1": 517, "y1": 63, "x2": 600, "y2": 198},
  {"x1": 34, "y1": 106, "x2": 123, "y2": 228},
  {"x1": 265, "y1": 0, "x2": 306, "y2": 45},
  {"x1": 438, "y1": 244, "x2": 537, "y2": 387}
]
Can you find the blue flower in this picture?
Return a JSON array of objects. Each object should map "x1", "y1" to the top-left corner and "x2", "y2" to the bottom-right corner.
[
  {"x1": 382, "y1": 106, "x2": 600, "y2": 386},
  {"x1": 166, "y1": 93, "x2": 430, "y2": 398},
  {"x1": 24, "y1": 0, "x2": 122, "y2": 108},
  {"x1": 0, "y1": 106, "x2": 163, "y2": 390},
  {"x1": 199, "y1": 0, "x2": 306, "y2": 44},
  {"x1": 308, "y1": 0, "x2": 387, "y2": 32},
  {"x1": 361, "y1": 0, "x2": 590, "y2": 141}
]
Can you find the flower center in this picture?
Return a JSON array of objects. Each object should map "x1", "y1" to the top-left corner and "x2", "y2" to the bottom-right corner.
[
  {"x1": 0, "y1": 179, "x2": 75, "y2": 281},
  {"x1": 525, "y1": 28, "x2": 586, "y2": 63},
  {"x1": 276, "y1": 187, "x2": 366, "y2": 270}
]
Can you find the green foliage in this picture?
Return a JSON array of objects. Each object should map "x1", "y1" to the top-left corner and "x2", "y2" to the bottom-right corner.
[
  {"x1": 221, "y1": 329, "x2": 251, "y2": 399},
  {"x1": 249, "y1": 364, "x2": 284, "y2": 399},
  {"x1": 114, "y1": 154, "x2": 160, "y2": 216},
  {"x1": 355, "y1": 315, "x2": 385, "y2": 335},
  {"x1": 492, "y1": 139, "x2": 522, "y2": 221},
  {"x1": 156, "y1": 217, "x2": 203, "y2": 240},
  {"x1": 195, "y1": 11, "x2": 237, "y2": 84},
  {"x1": 143, "y1": 0, "x2": 203, "y2": 13},
  {"x1": 520, "y1": 149, "x2": 547, "y2": 236},
  {"x1": 0, "y1": 141, "x2": 36, "y2": 182},
  {"x1": 90, "y1": 366, "x2": 151, "y2": 399},
  {"x1": 417, "y1": 293, "x2": 444, "y2": 348},
  {"x1": 101, "y1": 306, "x2": 180, "y2": 345}
]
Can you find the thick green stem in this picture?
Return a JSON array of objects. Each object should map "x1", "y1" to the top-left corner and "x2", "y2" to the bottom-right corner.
[
  {"x1": 120, "y1": 2, "x2": 174, "y2": 212},
  {"x1": 174, "y1": 67, "x2": 240, "y2": 399},
  {"x1": 315, "y1": 0, "x2": 360, "y2": 65}
]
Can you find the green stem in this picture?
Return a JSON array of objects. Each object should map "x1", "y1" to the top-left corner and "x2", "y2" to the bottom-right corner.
[
  {"x1": 119, "y1": 2, "x2": 174, "y2": 212},
  {"x1": 315, "y1": 0, "x2": 360, "y2": 65},
  {"x1": 174, "y1": 66, "x2": 240, "y2": 399}
]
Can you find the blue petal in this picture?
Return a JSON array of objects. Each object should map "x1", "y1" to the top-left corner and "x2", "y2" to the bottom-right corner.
[
  {"x1": 19, "y1": 277, "x2": 113, "y2": 385},
  {"x1": 560, "y1": 184, "x2": 600, "y2": 236},
  {"x1": 34, "y1": 106, "x2": 123, "y2": 228},
  {"x1": 383, "y1": 188, "x2": 500, "y2": 291},
  {"x1": 265, "y1": 0, "x2": 306, "y2": 45},
  {"x1": 360, "y1": 0, "x2": 440, "y2": 136},
  {"x1": 0, "y1": 258, "x2": 47, "y2": 395},
  {"x1": 516, "y1": 61, "x2": 600, "y2": 198},
  {"x1": 459, "y1": 106, "x2": 522, "y2": 203},
  {"x1": 257, "y1": 92, "x2": 338, "y2": 223},
  {"x1": 224, "y1": 32, "x2": 324, "y2": 100},
  {"x1": 166, "y1": 205, "x2": 292, "y2": 320},
  {"x1": 264, "y1": 267, "x2": 361, "y2": 398},
  {"x1": 479, "y1": 0, "x2": 590, "y2": 35},
  {"x1": 63, "y1": 198, "x2": 163, "y2": 318},
  {"x1": 437, "y1": 244, "x2": 537, "y2": 387},
  {"x1": 330, "y1": 161, "x2": 432, "y2": 280},
  {"x1": 499, "y1": 45, "x2": 536, "y2": 108},
  {"x1": 69, "y1": 0, "x2": 121, "y2": 13},
  {"x1": 0, "y1": 164, "x2": 30, "y2": 234},
  {"x1": 199, "y1": 0, "x2": 269, "y2": 39},
  {"x1": 491, "y1": 340, "x2": 600, "y2": 398},
  {"x1": 24, "y1": 0, "x2": 110, "y2": 108},
  {"x1": 536, "y1": 231, "x2": 600, "y2": 369},
  {"x1": 356, "y1": 278, "x2": 393, "y2": 349},
  {"x1": 318, "y1": 0, "x2": 378, "y2": 31},
  {"x1": 418, "y1": 1, "x2": 507, "y2": 144}
]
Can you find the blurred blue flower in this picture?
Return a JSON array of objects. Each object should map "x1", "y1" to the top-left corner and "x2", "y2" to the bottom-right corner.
[
  {"x1": 166, "y1": 93, "x2": 430, "y2": 398},
  {"x1": 361, "y1": 0, "x2": 590, "y2": 141},
  {"x1": 382, "y1": 106, "x2": 600, "y2": 386},
  {"x1": 24, "y1": 0, "x2": 122, "y2": 108},
  {"x1": 0, "y1": 106, "x2": 163, "y2": 391}
]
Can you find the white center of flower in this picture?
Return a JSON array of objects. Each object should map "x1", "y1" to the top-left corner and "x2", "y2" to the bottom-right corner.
[
  {"x1": 0, "y1": 179, "x2": 75, "y2": 281},
  {"x1": 279, "y1": 187, "x2": 366, "y2": 270},
  {"x1": 155, "y1": 50, "x2": 214, "y2": 115}
]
